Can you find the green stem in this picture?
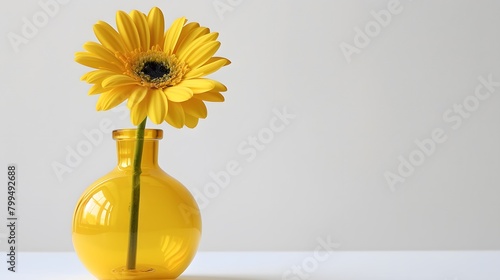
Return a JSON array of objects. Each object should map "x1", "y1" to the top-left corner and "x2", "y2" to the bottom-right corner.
[{"x1": 127, "y1": 118, "x2": 147, "y2": 270}]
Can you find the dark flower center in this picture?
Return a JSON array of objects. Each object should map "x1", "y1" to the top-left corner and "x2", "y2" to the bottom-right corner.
[{"x1": 141, "y1": 61, "x2": 170, "y2": 79}]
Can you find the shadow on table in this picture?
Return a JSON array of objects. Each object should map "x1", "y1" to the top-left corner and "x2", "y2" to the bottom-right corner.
[{"x1": 180, "y1": 276, "x2": 270, "y2": 280}]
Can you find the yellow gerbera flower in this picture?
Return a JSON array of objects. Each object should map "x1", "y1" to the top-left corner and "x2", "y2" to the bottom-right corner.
[{"x1": 76, "y1": 7, "x2": 230, "y2": 128}]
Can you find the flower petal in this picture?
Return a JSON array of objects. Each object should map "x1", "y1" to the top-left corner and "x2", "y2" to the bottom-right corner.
[
  {"x1": 184, "y1": 41, "x2": 221, "y2": 70},
  {"x1": 165, "y1": 101, "x2": 185, "y2": 128},
  {"x1": 194, "y1": 91, "x2": 225, "y2": 102},
  {"x1": 176, "y1": 78, "x2": 215, "y2": 93},
  {"x1": 164, "y1": 86, "x2": 193, "y2": 102},
  {"x1": 207, "y1": 56, "x2": 231, "y2": 66},
  {"x1": 182, "y1": 98, "x2": 207, "y2": 118},
  {"x1": 174, "y1": 22, "x2": 200, "y2": 53},
  {"x1": 81, "y1": 69, "x2": 115, "y2": 83},
  {"x1": 88, "y1": 83, "x2": 106, "y2": 95},
  {"x1": 96, "y1": 87, "x2": 131, "y2": 111},
  {"x1": 185, "y1": 57, "x2": 230, "y2": 79},
  {"x1": 130, "y1": 10, "x2": 150, "y2": 51},
  {"x1": 184, "y1": 114, "x2": 199, "y2": 128},
  {"x1": 147, "y1": 89, "x2": 169, "y2": 124},
  {"x1": 93, "y1": 21, "x2": 128, "y2": 53},
  {"x1": 177, "y1": 32, "x2": 219, "y2": 62},
  {"x1": 127, "y1": 86, "x2": 148, "y2": 108},
  {"x1": 75, "y1": 52, "x2": 123, "y2": 72},
  {"x1": 176, "y1": 27, "x2": 210, "y2": 56},
  {"x1": 213, "y1": 80, "x2": 228, "y2": 92},
  {"x1": 163, "y1": 17, "x2": 186, "y2": 55},
  {"x1": 80, "y1": 70, "x2": 97, "y2": 81},
  {"x1": 116, "y1": 10, "x2": 141, "y2": 51},
  {"x1": 102, "y1": 75, "x2": 138, "y2": 88},
  {"x1": 147, "y1": 7, "x2": 165, "y2": 49},
  {"x1": 83, "y1": 42, "x2": 123, "y2": 67},
  {"x1": 80, "y1": 70, "x2": 98, "y2": 81},
  {"x1": 130, "y1": 94, "x2": 151, "y2": 125}
]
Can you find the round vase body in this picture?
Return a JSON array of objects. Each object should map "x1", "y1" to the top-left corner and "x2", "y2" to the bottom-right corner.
[{"x1": 72, "y1": 129, "x2": 201, "y2": 280}]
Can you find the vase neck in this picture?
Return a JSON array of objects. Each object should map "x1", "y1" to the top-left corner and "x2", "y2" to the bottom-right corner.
[{"x1": 113, "y1": 129, "x2": 163, "y2": 170}]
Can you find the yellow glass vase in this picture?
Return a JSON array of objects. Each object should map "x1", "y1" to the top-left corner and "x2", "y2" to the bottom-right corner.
[{"x1": 72, "y1": 129, "x2": 201, "y2": 280}]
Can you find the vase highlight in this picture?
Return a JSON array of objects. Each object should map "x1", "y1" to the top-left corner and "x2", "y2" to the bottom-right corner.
[{"x1": 72, "y1": 129, "x2": 201, "y2": 280}]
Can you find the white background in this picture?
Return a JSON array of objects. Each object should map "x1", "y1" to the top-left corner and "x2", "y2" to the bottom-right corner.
[{"x1": 0, "y1": 0, "x2": 499, "y2": 253}]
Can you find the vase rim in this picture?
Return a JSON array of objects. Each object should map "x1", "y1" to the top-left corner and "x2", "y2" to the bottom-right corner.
[{"x1": 112, "y1": 129, "x2": 163, "y2": 140}]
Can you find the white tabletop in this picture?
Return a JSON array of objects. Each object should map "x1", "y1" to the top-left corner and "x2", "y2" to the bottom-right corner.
[{"x1": 0, "y1": 251, "x2": 499, "y2": 280}]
